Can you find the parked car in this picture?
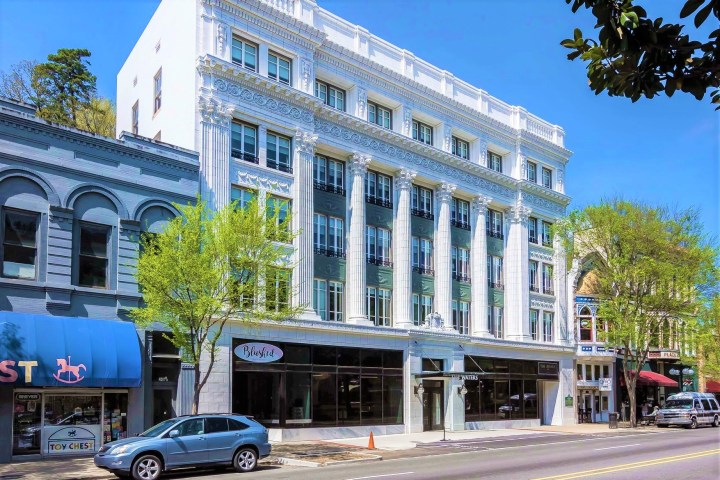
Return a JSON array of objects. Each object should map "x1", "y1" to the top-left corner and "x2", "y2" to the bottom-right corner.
[
  {"x1": 94, "y1": 414, "x2": 271, "y2": 480},
  {"x1": 656, "y1": 392, "x2": 720, "y2": 429}
]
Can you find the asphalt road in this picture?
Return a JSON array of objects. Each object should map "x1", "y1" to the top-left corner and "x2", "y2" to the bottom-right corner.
[{"x1": 169, "y1": 427, "x2": 720, "y2": 480}]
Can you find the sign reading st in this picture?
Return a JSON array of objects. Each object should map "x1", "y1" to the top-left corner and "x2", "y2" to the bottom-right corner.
[
  {"x1": 234, "y1": 343, "x2": 283, "y2": 363},
  {"x1": 0, "y1": 356, "x2": 86, "y2": 385}
]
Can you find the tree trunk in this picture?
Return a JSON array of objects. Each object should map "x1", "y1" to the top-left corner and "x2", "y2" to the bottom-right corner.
[
  {"x1": 192, "y1": 363, "x2": 201, "y2": 415},
  {"x1": 697, "y1": 343, "x2": 706, "y2": 393},
  {"x1": 627, "y1": 377, "x2": 637, "y2": 428}
]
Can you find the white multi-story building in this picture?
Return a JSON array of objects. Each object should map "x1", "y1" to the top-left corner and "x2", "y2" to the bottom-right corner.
[{"x1": 118, "y1": 0, "x2": 575, "y2": 439}]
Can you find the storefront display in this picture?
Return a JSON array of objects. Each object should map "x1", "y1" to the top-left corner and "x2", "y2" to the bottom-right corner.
[{"x1": 232, "y1": 339, "x2": 404, "y2": 428}]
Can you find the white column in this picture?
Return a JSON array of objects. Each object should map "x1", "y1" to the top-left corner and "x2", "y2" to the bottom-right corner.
[
  {"x1": 553, "y1": 231, "x2": 568, "y2": 345},
  {"x1": 470, "y1": 194, "x2": 492, "y2": 337},
  {"x1": 292, "y1": 129, "x2": 319, "y2": 319},
  {"x1": 434, "y1": 183, "x2": 455, "y2": 330},
  {"x1": 504, "y1": 197, "x2": 532, "y2": 341},
  {"x1": 393, "y1": 168, "x2": 416, "y2": 328},
  {"x1": 198, "y1": 96, "x2": 234, "y2": 211},
  {"x1": 346, "y1": 153, "x2": 372, "y2": 325}
]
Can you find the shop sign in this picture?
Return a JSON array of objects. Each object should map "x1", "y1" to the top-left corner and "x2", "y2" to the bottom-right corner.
[
  {"x1": 581, "y1": 346, "x2": 592, "y2": 352},
  {"x1": 538, "y1": 362, "x2": 559, "y2": 377},
  {"x1": 234, "y1": 343, "x2": 283, "y2": 363},
  {"x1": 451, "y1": 374, "x2": 478, "y2": 381},
  {"x1": 599, "y1": 378, "x2": 613, "y2": 392},
  {"x1": 596, "y1": 346, "x2": 606, "y2": 352},
  {"x1": 0, "y1": 359, "x2": 38, "y2": 383},
  {"x1": 46, "y1": 426, "x2": 97, "y2": 454},
  {"x1": 16, "y1": 393, "x2": 40, "y2": 402},
  {"x1": 565, "y1": 395, "x2": 573, "y2": 407},
  {"x1": 648, "y1": 351, "x2": 679, "y2": 360}
]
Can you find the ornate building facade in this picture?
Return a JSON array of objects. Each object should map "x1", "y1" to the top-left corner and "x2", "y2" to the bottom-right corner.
[{"x1": 117, "y1": 0, "x2": 575, "y2": 439}]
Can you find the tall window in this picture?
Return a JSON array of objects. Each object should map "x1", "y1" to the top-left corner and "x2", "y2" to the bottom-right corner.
[
  {"x1": 452, "y1": 246, "x2": 470, "y2": 282},
  {"x1": 542, "y1": 221, "x2": 553, "y2": 247},
  {"x1": 451, "y1": 198, "x2": 470, "y2": 229},
  {"x1": 486, "y1": 209, "x2": 503, "y2": 238},
  {"x1": 266, "y1": 268, "x2": 290, "y2": 312},
  {"x1": 2, "y1": 210, "x2": 38, "y2": 280},
  {"x1": 77, "y1": 223, "x2": 109, "y2": 288},
  {"x1": 328, "y1": 281, "x2": 344, "y2": 322},
  {"x1": 232, "y1": 36, "x2": 257, "y2": 71},
  {"x1": 411, "y1": 185, "x2": 433, "y2": 219},
  {"x1": 313, "y1": 279, "x2": 327, "y2": 320},
  {"x1": 452, "y1": 136, "x2": 469, "y2": 160},
  {"x1": 367, "y1": 287, "x2": 391, "y2": 326},
  {"x1": 314, "y1": 155, "x2": 345, "y2": 195},
  {"x1": 412, "y1": 120, "x2": 433, "y2": 145},
  {"x1": 528, "y1": 217, "x2": 538, "y2": 244},
  {"x1": 231, "y1": 186, "x2": 256, "y2": 209},
  {"x1": 314, "y1": 214, "x2": 343, "y2": 256},
  {"x1": 526, "y1": 161, "x2": 537, "y2": 182},
  {"x1": 366, "y1": 226, "x2": 392, "y2": 266},
  {"x1": 488, "y1": 151, "x2": 503, "y2": 172},
  {"x1": 489, "y1": 306, "x2": 503, "y2": 338},
  {"x1": 413, "y1": 294, "x2": 433, "y2": 325},
  {"x1": 487, "y1": 255, "x2": 503, "y2": 289},
  {"x1": 542, "y1": 167, "x2": 553, "y2": 189},
  {"x1": 368, "y1": 102, "x2": 392, "y2": 129},
  {"x1": 453, "y1": 300, "x2": 470, "y2": 335},
  {"x1": 529, "y1": 261, "x2": 539, "y2": 292},
  {"x1": 543, "y1": 312, "x2": 554, "y2": 342},
  {"x1": 578, "y1": 306, "x2": 593, "y2": 342},
  {"x1": 231, "y1": 122, "x2": 258, "y2": 163},
  {"x1": 542, "y1": 264, "x2": 554, "y2": 295},
  {"x1": 131, "y1": 101, "x2": 139, "y2": 135},
  {"x1": 267, "y1": 133, "x2": 292, "y2": 173},
  {"x1": 365, "y1": 171, "x2": 392, "y2": 207},
  {"x1": 266, "y1": 196, "x2": 291, "y2": 242},
  {"x1": 268, "y1": 52, "x2": 291, "y2": 85},
  {"x1": 412, "y1": 236, "x2": 433, "y2": 275},
  {"x1": 530, "y1": 309, "x2": 539, "y2": 341},
  {"x1": 315, "y1": 80, "x2": 345, "y2": 111},
  {"x1": 153, "y1": 69, "x2": 162, "y2": 113}
]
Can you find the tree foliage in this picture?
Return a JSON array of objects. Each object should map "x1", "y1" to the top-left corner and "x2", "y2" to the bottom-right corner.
[
  {"x1": 132, "y1": 198, "x2": 302, "y2": 414},
  {"x1": 0, "y1": 49, "x2": 116, "y2": 136},
  {"x1": 557, "y1": 199, "x2": 717, "y2": 427},
  {"x1": 562, "y1": 0, "x2": 720, "y2": 108}
]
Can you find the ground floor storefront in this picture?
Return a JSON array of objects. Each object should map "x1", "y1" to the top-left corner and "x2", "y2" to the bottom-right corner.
[
  {"x1": 198, "y1": 320, "x2": 576, "y2": 441},
  {"x1": 575, "y1": 354, "x2": 616, "y2": 423}
]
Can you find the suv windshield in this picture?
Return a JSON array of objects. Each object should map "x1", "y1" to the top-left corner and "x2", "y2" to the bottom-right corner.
[
  {"x1": 140, "y1": 418, "x2": 180, "y2": 437},
  {"x1": 664, "y1": 399, "x2": 693, "y2": 410}
]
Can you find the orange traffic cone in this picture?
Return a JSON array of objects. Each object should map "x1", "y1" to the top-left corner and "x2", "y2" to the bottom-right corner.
[{"x1": 368, "y1": 431, "x2": 376, "y2": 450}]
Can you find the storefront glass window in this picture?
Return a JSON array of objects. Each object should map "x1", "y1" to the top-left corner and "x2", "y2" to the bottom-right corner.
[
  {"x1": 13, "y1": 393, "x2": 42, "y2": 455},
  {"x1": 480, "y1": 380, "x2": 496, "y2": 420},
  {"x1": 232, "y1": 371, "x2": 280, "y2": 424},
  {"x1": 524, "y1": 380, "x2": 538, "y2": 419},
  {"x1": 507, "y1": 380, "x2": 523, "y2": 419},
  {"x1": 464, "y1": 380, "x2": 480, "y2": 421},
  {"x1": 286, "y1": 372, "x2": 311, "y2": 424},
  {"x1": 494, "y1": 381, "x2": 509, "y2": 420},
  {"x1": 103, "y1": 393, "x2": 128, "y2": 442},
  {"x1": 383, "y1": 376, "x2": 403, "y2": 424},
  {"x1": 384, "y1": 351, "x2": 403, "y2": 369},
  {"x1": 312, "y1": 373, "x2": 337, "y2": 425},
  {"x1": 361, "y1": 375, "x2": 382, "y2": 424},
  {"x1": 338, "y1": 374, "x2": 361, "y2": 425}
]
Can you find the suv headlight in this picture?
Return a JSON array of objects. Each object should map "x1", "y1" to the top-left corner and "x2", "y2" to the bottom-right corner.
[{"x1": 110, "y1": 445, "x2": 133, "y2": 455}]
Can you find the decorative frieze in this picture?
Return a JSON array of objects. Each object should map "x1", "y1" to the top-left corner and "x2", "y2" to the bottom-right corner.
[
  {"x1": 234, "y1": 168, "x2": 292, "y2": 195},
  {"x1": 213, "y1": 78, "x2": 314, "y2": 124},
  {"x1": 529, "y1": 246, "x2": 553, "y2": 263},
  {"x1": 523, "y1": 191, "x2": 565, "y2": 215},
  {"x1": 530, "y1": 296, "x2": 555, "y2": 310}
]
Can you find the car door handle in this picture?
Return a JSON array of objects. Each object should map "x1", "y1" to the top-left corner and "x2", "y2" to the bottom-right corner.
[{"x1": 198, "y1": 437, "x2": 205, "y2": 440}]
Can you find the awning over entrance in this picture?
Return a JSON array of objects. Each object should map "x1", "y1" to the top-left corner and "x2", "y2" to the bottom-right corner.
[
  {"x1": 706, "y1": 379, "x2": 720, "y2": 393},
  {"x1": 626, "y1": 370, "x2": 678, "y2": 387},
  {"x1": 0, "y1": 311, "x2": 141, "y2": 387}
]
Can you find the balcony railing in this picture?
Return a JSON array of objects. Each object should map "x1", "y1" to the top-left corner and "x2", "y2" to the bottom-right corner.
[
  {"x1": 267, "y1": 160, "x2": 293, "y2": 174},
  {"x1": 413, "y1": 266, "x2": 435, "y2": 276},
  {"x1": 529, "y1": 285, "x2": 540, "y2": 293},
  {"x1": 411, "y1": 208, "x2": 434, "y2": 220},
  {"x1": 543, "y1": 286, "x2": 555, "y2": 296},
  {"x1": 542, "y1": 239, "x2": 553, "y2": 248},
  {"x1": 529, "y1": 235, "x2": 538, "y2": 244},
  {"x1": 314, "y1": 247, "x2": 345, "y2": 258},
  {"x1": 453, "y1": 273, "x2": 471, "y2": 283},
  {"x1": 489, "y1": 281, "x2": 504, "y2": 290},
  {"x1": 451, "y1": 219, "x2": 471, "y2": 230},
  {"x1": 487, "y1": 229, "x2": 504, "y2": 240},
  {"x1": 314, "y1": 181, "x2": 346, "y2": 196},
  {"x1": 366, "y1": 194, "x2": 393, "y2": 209},
  {"x1": 231, "y1": 149, "x2": 259, "y2": 164},
  {"x1": 367, "y1": 256, "x2": 393, "y2": 267}
]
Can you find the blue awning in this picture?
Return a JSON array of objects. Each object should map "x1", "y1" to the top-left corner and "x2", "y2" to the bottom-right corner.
[{"x1": 0, "y1": 312, "x2": 142, "y2": 387}]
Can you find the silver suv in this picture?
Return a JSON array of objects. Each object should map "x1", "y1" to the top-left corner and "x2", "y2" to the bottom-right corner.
[{"x1": 656, "y1": 392, "x2": 720, "y2": 429}]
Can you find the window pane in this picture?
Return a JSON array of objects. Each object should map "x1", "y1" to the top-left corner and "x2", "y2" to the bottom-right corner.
[
  {"x1": 338, "y1": 374, "x2": 360, "y2": 425},
  {"x1": 286, "y1": 372, "x2": 311, "y2": 424},
  {"x1": 361, "y1": 375, "x2": 381, "y2": 425},
  {"x1": 383, "y1": 376, "x2": 403, "y2": 424},
  {"x1": 80, "y1": 225, "x2": 108, "y2": 257},
  {"x1": 312, "y1": 373, "x2": 337, "y2": 426}
]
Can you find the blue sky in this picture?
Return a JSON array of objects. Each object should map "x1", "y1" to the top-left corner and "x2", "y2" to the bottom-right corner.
[{"x1": 1, "y1": 0, "x2": 717, "y2": 237}]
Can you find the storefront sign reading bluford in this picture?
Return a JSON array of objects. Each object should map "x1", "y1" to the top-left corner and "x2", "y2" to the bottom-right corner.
[{"x1": 234, "y1": 343, "x2": 283, "y2": 363}]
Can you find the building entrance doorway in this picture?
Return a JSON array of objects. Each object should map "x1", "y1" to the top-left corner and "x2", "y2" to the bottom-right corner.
[{"x1": 422, "y1": 380, "x2": 444, "y2": 431}]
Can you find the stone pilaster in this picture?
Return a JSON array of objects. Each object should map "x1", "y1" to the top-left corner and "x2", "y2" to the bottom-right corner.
[
  {"x1": 292, "y1": 129, "x2": 318, "y2": 319},
  {"x1": 504, "y1": 196, "x2": 532, "y2": 341},
  {"x1": 393, "y1": 168, "x2": 416, "y2": 328},
  {"x1": 198, "y1": 96, "x2": 234, "y2": 211},
  {"x1": 434, "y1": 182, "x2": 456, "y2": 330},
  {"x1": 346, "y1": 153, "x2": 372, "y2": 325},
  {"x1": 553, "y1": 230, "x2": 568, "y2": 345},
  {"x1": 470, "y1": 194, "x2": 492, "y2": 337}
]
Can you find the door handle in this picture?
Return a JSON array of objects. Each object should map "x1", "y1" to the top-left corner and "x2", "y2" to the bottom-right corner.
[{"x1": 198, "y1": 437, "x2": 205, "y2": 440}]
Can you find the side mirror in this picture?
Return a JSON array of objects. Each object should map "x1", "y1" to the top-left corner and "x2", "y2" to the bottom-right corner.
[{"x1": 168, "y1": 429, "x2": 180, "y2": 438}]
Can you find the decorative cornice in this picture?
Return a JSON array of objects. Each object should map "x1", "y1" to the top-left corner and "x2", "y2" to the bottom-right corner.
[
  {"x1": 523, "y1": 190, "x2": 567, "y2": 214},
  {"x1": 348, "y1": 152, "x2": 371, "y2": 176},
  {"x1": 294, "y1": 128, "x2": 318, "y2": 154},
  {"x1": 435, "y1": 182, "x2": 456, "y2": 203},
  {"x1": 395, "y1": 168, "x2": 416, "y2": 190}
]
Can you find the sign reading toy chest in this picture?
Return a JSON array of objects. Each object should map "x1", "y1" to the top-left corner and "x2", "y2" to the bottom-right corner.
[
  {"x1": 234, "y1": 343, "x2": 284, "y2": 363},
  {"x1": 43, "y1": 426, "x2": 101, "y2": 455}
]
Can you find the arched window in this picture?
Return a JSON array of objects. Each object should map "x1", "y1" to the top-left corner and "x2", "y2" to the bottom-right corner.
[
  {"x1": 72, "y1": 192, "x2": 119, "y2": 289},
  {"x1": 577, "y1": 306, "x2": 593, "y2": 342}
]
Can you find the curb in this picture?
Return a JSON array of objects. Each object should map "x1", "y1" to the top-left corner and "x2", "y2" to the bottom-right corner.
[{"x1": 275, "y1": 453, "x2": 383, "y2": 468}]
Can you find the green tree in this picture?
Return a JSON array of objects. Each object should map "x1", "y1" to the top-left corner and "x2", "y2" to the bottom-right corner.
[
  {"x1": 76, "y1": 97, "x2": 116, "y2": 137},
  {"x1": 562, "y1": 0, "x2": 720, "y2": 108},
  {"x1": 0, "y1": 60, "x2": 37, "y2": 104},
  {"x1": 557, "y1": 200, "x2": 717, "y2": 427},
  {"x1": 31, "y1": 48, "x2": 97, "y2": 125},
  {"x1": 132, "y1": 198, "x2": 302, "y2": 414},
  {"x1": 695, "y1": 295, "x2": 720, "y2": 390}
]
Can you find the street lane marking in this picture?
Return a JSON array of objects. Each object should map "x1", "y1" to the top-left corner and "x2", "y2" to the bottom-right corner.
[
  {"x1": 345, "y1": 473, "x2": 415, "y2": 480},
  {"x1": 593, "y1": 443, "x2": 641, "y2": 451},
  {"x1": 531, "y1": 448, "x2": 720, "y2": 480}
]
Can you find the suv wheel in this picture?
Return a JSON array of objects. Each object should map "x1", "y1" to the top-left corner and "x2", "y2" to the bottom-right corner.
[
  {"x1": 713, "y1": 416, "x2": 719, "y2": 428},
  {"x1": 132, "y1": 454, "x2": 162, "y2": 480},
  {"x1": 233, "y1": 447, "x2": 258, "y2": 473},
  {"x1": 688, "y1": 417, "x2": 698, "y2": 429}
]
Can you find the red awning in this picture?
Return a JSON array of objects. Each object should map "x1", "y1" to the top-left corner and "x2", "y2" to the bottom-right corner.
[
  {"x1": 706, "y1": 379, "x2": 720, "y2": 393},
  {"x1": 626, "y1": 370, "x2": 678, "y2": 387}
]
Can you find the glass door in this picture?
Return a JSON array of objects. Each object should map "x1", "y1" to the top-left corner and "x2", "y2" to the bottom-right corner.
[
  {"x1": 12, "y1": 392, "x2": 42, "y2": 456},
  {"x1": 422, "y1": 381, "x2": 445, "y2": 431},
  {"x1": 42, "y1": 394, "x2": 102, "y2": 456}
]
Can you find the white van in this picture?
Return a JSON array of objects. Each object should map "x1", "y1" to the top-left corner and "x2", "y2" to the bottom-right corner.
[{"x1": 656, "y1": 392, "x2": 720, "y2": 428}]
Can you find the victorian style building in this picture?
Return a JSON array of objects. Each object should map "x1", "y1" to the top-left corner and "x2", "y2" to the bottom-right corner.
[{"x1": 117, "y1": 0, "x2": 575, "y2": 439}]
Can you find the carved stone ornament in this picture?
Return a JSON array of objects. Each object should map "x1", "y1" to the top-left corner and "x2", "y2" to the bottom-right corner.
[
  {"x1": 506, "y1": 195, "x2": 532, "y2": 224},
  {"x1": 294, "y1": 128, "x2": 318, "y2": 155},
  {"x1": 403, "y1": 107, "x2": 412, "y2": 136},
  {"x1": 530, "y1": 297, "x2": 555, "y2": 311},
  {"x1": 443, "y1": 124, "x2": 452, "y2": 152},
  {"x1": 198, "y1": 95, "x2": 234, "y2": 125},
  {"x1": 518, "y1": 147, "x2": 527, "y2": 180},
  {"x1": 435, "y1": 182, "x2": 456, "y2": 203},
  {"x1": 523, "y1": 192, "x2": 565, "y2": 215},
  {"x1": 477, "y1": 138, "x2": 488, "y2": 167},
  {"x1": 213, "y1": 78, "x2": 314, "y2": 124},
  {"x1": 217, "y1": 22, "x2": 228, "y2": 56},
  {"x1": 348, "y1": 153, "x2": 371, "y2": 176},
  {"x1": 471, "y1": 194, "x2": 492, "y2": 214},
  {"x1": 423, "y1": 312, "x2": 445, "y2": 330},
  {"x1": 357, "y1": 86, "x2": 367, "y2": 118},
  {"x1": 395, "y1": 168, "x2": 416, "y2": 190},
  {"x1": 301, "y1": 58, "x2": 312, "y2": 92},
  {"x1": 557, "y1": 169, "x2": 564, "y2": 186}
]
